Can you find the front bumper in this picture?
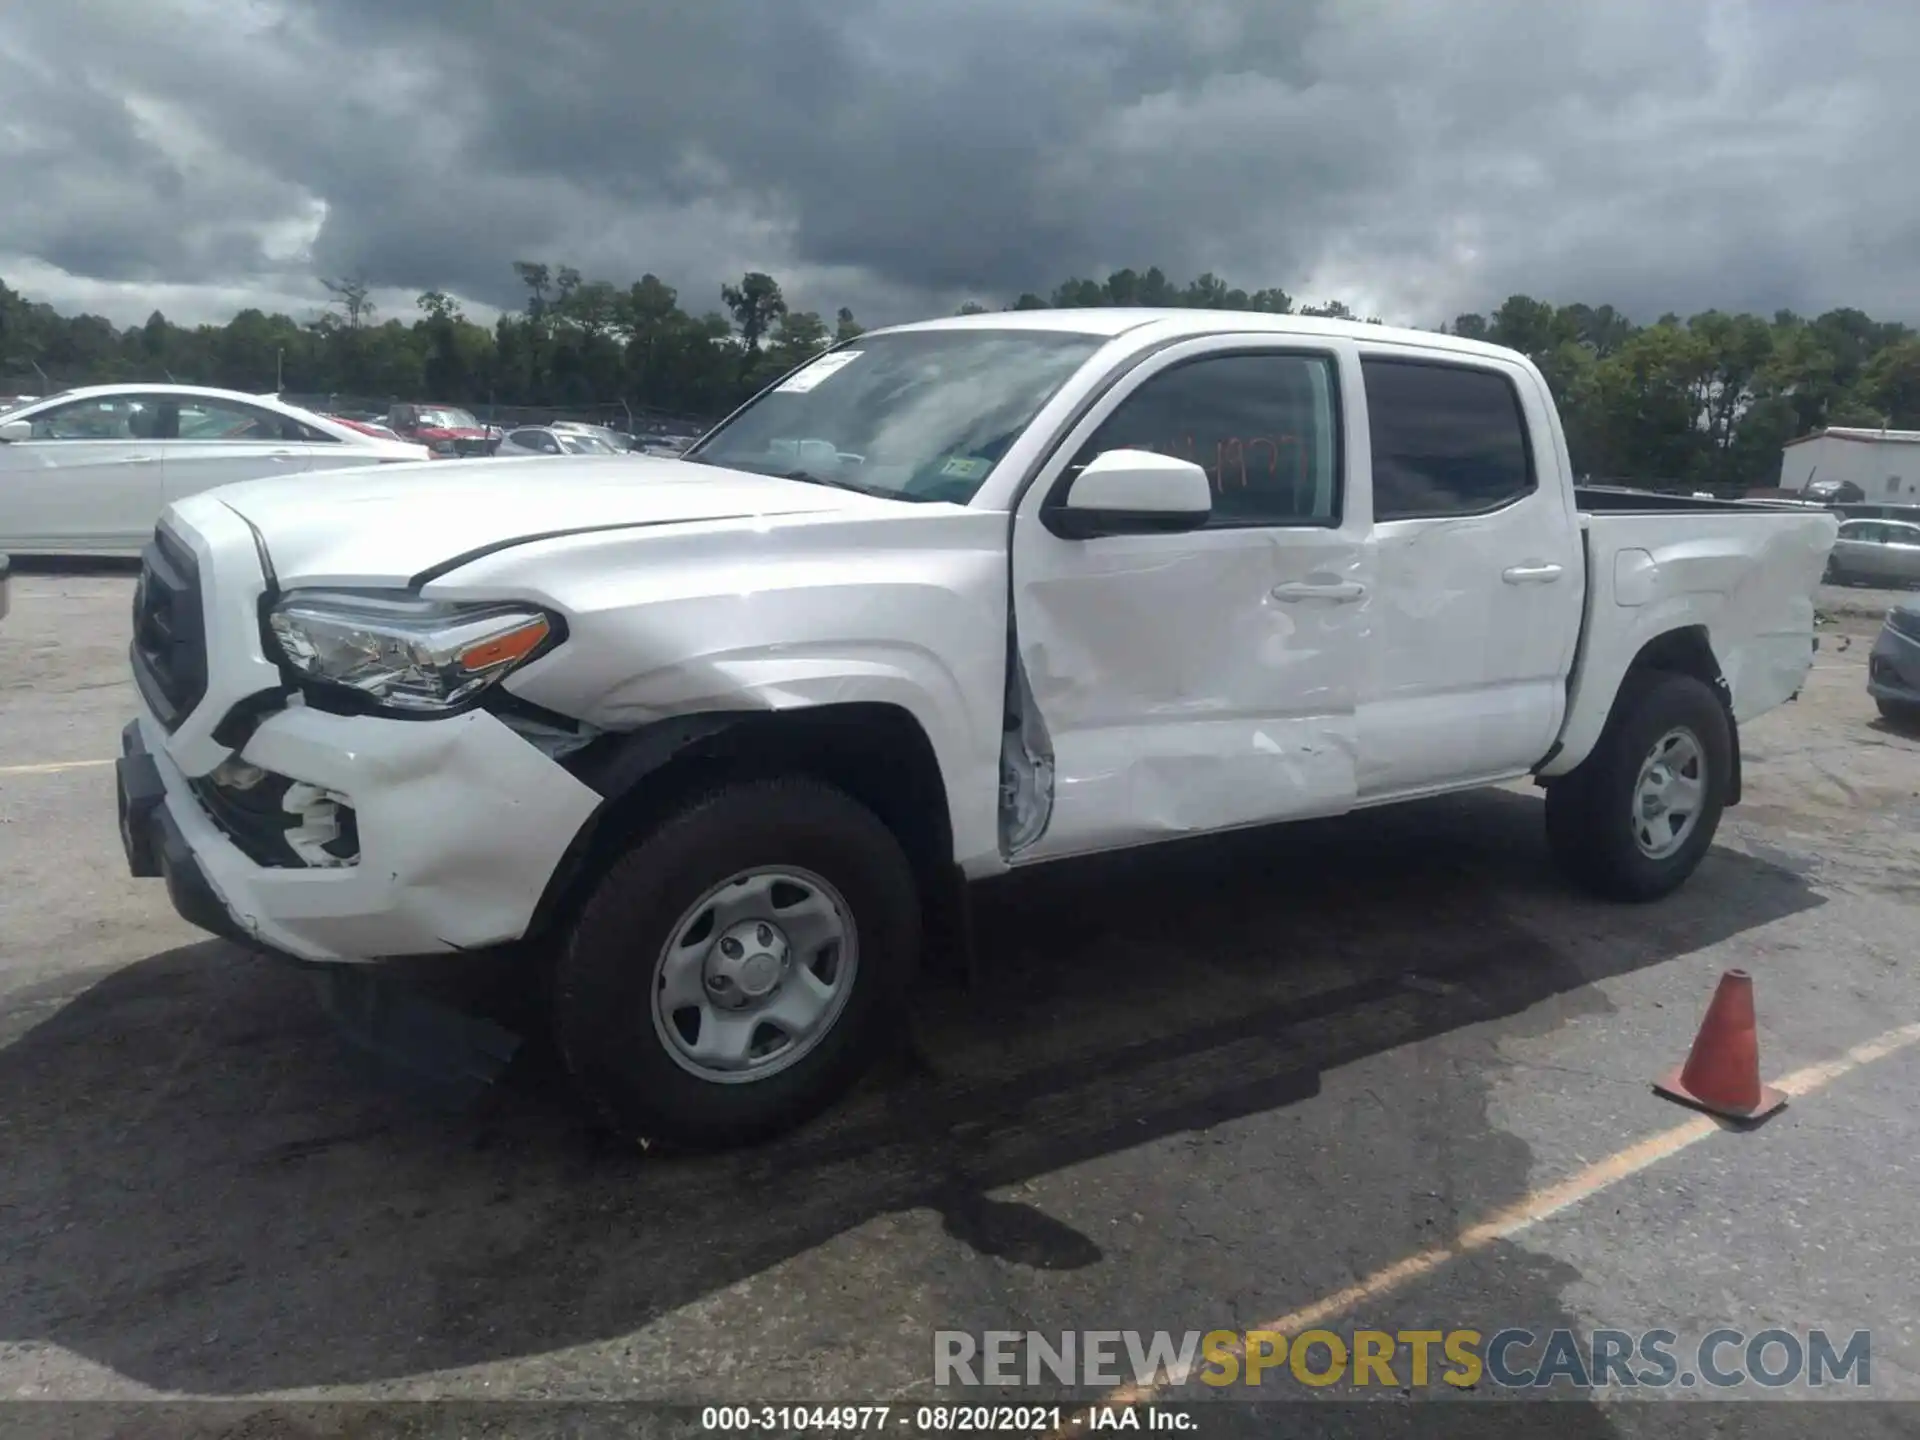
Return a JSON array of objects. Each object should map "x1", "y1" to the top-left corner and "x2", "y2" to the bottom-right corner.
[
  {"x1": 1868, "y1": 618, "x2": 1920, "y2": 704},
  {"x1": 119, "y1": 697, "x2": 601, "y2": 964}
]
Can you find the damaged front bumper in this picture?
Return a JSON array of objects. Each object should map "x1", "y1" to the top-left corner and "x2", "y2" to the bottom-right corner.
[{"x1": 117, "y1": 698, "x2": 601, "y2": 963}]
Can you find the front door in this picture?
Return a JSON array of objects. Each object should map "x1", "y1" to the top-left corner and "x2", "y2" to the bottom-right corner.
[
  {"x1": 1007, "y1": 338, "x2": 1370, "y2": 863},
  {"x1": 0, "y1": 393, "x2": 167, "y2": 553},
  {"x1": 1354, "y1": 351, "x2": 1586, "y2": 798}
]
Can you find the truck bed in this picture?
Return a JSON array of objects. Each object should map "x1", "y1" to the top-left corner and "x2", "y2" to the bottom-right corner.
[{"x1": 1540, "y1": 498, "x2": 1839, "y2": 779}]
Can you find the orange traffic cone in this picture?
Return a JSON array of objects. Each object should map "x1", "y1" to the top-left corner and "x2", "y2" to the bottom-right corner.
[{"x1": 1654, "y1": 969, "x2": 1786, "y2": 1121}]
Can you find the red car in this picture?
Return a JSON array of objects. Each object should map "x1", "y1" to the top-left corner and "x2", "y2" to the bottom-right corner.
[
  {"x1": 326, "y1": 415, "x2": 408, "y2": 443},
  {"x1": 387, "y1": 403, "x2": 499, "y2": 458}
]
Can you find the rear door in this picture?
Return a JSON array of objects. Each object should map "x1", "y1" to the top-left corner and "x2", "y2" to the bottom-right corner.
[
  {"x1": 1832, "y1": 521, "x2": 1884, "y2": 579},
  {"x1": 0, "y1": 393, "x2": 167, "y2": 552},
  {"x1": 1354, "y1": 350, "x2": 1585, "y2": 798},
  {"x1": 1007, "y1": 336, "x2": 1369, "y2": 862},
  {"x1": 159, "y1": 396, "x2": 311, "y2": 503},
  {"x1": 1884, "y1": 522, "x2": 1920, "y2": 583},
  {"x1": 282, "y1": 419, "x2": 392, "y2": 476}
]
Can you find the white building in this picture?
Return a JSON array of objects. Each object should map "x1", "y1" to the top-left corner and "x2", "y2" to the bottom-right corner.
[{"x1": 1778, "y1": 427, "x2": 1920, "y2": 501}]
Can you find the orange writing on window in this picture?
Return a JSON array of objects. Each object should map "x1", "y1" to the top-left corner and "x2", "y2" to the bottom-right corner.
[{"x1": 1148, "y1": 434, "x2": 1306, "y2": 494}]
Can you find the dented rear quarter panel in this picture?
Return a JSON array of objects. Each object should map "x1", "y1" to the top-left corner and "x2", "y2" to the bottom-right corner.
[
  {"x1": 1542, "y1": 509, "x2": 1839, "y2": 776},
  {"x1": 422, "y1": 507, "x2": 1014, "y2": 873}
]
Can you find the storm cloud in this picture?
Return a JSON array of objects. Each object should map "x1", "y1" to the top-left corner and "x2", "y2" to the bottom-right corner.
[{"x1": 1, "y1": 0, "x2": 1917, "y2": 327}]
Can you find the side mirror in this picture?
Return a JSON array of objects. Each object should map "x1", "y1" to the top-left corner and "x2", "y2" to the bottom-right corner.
[
  {"x1": 1046, "y1": 448, "x2": 1212, "y2": 539},
  {"x1": 0, "y1": 419, "x2": 31, "y2": 443}
]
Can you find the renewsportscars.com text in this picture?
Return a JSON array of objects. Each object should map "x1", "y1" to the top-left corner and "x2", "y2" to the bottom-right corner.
[{"x1": 934, "y1": 1328, "x2": 1871, "y2": 1391}]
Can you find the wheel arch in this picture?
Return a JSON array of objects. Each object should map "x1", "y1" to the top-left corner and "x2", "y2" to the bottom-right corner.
[
  {"x1": 1552, "y1": 624, "x2": 1742, "y2": 805},
  {"x1": 527, "y1": 702, "x2": 961, "y2": 942}
]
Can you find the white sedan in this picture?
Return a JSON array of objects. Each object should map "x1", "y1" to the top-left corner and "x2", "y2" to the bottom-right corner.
[{"x1": 0, "y1": 384, "x2": 428, "y2": 556}]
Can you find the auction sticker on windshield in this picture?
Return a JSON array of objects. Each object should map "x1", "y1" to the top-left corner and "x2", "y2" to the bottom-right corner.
[{"x1": 775, "y1": 350, "x2": 863, "y2": 393}]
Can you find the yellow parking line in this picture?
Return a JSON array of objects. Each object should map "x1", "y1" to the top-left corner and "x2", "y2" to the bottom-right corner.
[
  {"x1": 1055, "y1": 1019, "x2": 1920, "y2": 1426},
  {"x1": 0, "y1": 758, "x2": 114, "y2": 777}
]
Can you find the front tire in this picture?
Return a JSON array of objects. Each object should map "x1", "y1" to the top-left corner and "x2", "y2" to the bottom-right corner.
[
  {"x1": 1545, "y1": 671, "x2": 1732, "y2": 902},
  {"x1": 554, "y1": 777, "x2": 920, "y2": 1149}
]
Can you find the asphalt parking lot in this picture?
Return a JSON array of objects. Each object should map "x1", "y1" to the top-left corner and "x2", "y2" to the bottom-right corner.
[{"x1": 2, "y1": 575, "x2": 1918, "y2": 1431}]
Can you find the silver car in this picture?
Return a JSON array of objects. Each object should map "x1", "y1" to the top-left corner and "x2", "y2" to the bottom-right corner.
[
  {"x1": 1826, "y1": 518, "x2": 1920, "y2": 586},
  {"x1": 493, "y1": 426, "x2": 624, "y2": 458},
  {"x1": 550, "y1": 421, "x2": 642, "y2": 452}
]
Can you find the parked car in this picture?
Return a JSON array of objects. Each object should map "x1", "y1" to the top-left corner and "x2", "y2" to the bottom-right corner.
[
  {"x1": 550, "y1": 421, "x2": 644, "y2": 452},
  {"x1": 1824, "y1": 518, "x2": 1920, "y2": 587},
  {"x1": 0, "y1": 384, "x2": 429, "y2": 555},
  {"x1": 494, "y1": 426, "x2": 625, "y2": 457},
  {"x1": 1867, "y1": 601, "x2": 1920, "y2": 727},
  {"x1": 387, "y1": 403, "x2": 498, "y2": 458},
  {"x1": 116, "y1": 310, "x2": 1836, "y2": 1147},
  {"x1": 1804, "y1": 478, "x2": 1867, "y2": 505}
]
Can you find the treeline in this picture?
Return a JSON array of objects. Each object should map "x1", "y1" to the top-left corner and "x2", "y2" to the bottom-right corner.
[{"x1": 3, "y1": 262, "x2": 1917, "y2": 489}]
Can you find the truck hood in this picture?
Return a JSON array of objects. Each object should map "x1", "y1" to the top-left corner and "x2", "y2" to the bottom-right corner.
[{"x1": 197, "y1": 455, "x2": 896, "y2": 586}]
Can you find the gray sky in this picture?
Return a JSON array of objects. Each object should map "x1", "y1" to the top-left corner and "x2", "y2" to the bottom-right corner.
[{"x1": 2, "y1": 0, "x2": 1917, "y2": 331}]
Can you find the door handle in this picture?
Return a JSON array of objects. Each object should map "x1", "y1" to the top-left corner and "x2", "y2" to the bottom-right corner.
[
  {"x1": 1271, "y1": 580, "x2": 1368, "y2": 603},
  {"x1": 117, "y1": 455, "x2": 158, "y2": 464},
  {"x1": 268, "y1": 452, "x2": 297, "y2": 463},
  {"x1": 1502, "y1": 562, "x2": 1565, "y2": 584}
]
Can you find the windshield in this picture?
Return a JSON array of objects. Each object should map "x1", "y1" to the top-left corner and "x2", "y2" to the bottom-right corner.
[
  {"x1": 686, "y1": 328, "x2": 1105, "y2": 504},
  {"x1": 416, "y1": 407, "x2": 478, "y2": 429},
  {"x1": 559, "y1": 433, "x2": 617, "y2": 454}
]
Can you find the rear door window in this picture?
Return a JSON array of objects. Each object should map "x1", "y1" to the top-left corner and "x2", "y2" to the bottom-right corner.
[{"x1": 1362, "y1": 359, "x2": 1536, "y2": 521}]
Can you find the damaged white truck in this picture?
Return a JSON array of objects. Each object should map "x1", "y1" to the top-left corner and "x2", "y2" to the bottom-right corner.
[{"x1": 117, "y1": 310, "x2": 1838, "y2": 1146}]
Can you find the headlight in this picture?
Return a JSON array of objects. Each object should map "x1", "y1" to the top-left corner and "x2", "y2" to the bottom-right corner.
[{"x1": 267, "y1": 590, "x2": 557, "y2": 712}]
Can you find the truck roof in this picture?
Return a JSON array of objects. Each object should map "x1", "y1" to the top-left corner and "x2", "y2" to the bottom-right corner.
[{"x1": 877, "y1": 307, "x2": 1523, "y2": 365}]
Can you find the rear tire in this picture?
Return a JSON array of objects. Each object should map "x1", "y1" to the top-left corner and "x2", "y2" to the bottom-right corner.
[
  {"x1": 1545, "y1": 671, "x2": 1731, "y2": 902},
  {"x1": 554, "y1": 777, "x2": 920, "y2": 1150}
]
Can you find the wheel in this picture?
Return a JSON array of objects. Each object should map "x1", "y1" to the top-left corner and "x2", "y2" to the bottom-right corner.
[
  {"x1": 1823, "y1": 557, "x2": 1844, "y2": 584},
  {"x1": 1545, "y1": 671, "x2": 1732, "y2": 902},
  {"x1": 1878, "y1": 697, "x2": 1920, "y2": 729},
  {"x1": 553, "y1": 777, "x2": 920, "y2": 1149}
]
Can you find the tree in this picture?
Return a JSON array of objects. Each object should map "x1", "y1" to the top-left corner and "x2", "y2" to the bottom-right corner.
[
  {"x1": 954, "y1": 301, "x2": 990, "y2": 316},
  {"x1": 416, "y1": 290, "x2": 462, "y2": 324},
  {"x1": 562, "y1": 280, "x2": 622, "y2": 340},
  {"x1": 1861, "y1": 339, "x2": 1920, "y2": 429},
  {"x1": 720, "y1": 271, "x2": 787, "y2": 355},
  {"x1": 512, "y1": 261, "x2": 553, "y2": 320},
  {"x1": 1183, "y1": 273, "x2": 1230, "y2": 308},
  {"x1": 766, "y1": 310, "x2": 830, "y2": 373},
  {"x1": 834, "y1": 306, "x2": 864, "y2": 342},
  {"x1": 320, "y1": 275, "x2": 376, "y2": 329}
]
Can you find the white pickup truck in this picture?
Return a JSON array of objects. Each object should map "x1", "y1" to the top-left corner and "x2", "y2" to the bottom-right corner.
[{"x1": 116, "y1": 310, "x2": 1837, "y2": 1146}]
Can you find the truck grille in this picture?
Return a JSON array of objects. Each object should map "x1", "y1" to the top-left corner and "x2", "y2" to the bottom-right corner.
[{"x1": 130, "y1": 526, "x2": 209, "y2": 730}]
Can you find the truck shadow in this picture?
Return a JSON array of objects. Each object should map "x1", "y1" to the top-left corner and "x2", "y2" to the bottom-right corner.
[{"x1": 0, "y1": 787, "x2": 1822, "y2": 1400}]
